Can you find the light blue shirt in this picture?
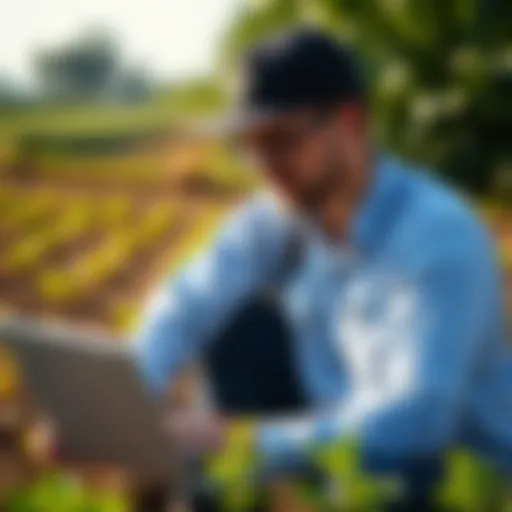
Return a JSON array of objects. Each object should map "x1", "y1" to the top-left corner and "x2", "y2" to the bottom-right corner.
[{"x1": 133, "y1": 155, "x2": 512, "y2": 472}]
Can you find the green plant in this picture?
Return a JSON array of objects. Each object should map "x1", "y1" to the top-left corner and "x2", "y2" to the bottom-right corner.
[{"x1": 5, "y1": 474, "x2": 128, "y2": 512}]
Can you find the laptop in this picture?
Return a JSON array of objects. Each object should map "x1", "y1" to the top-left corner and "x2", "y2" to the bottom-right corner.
[{"x1": 0, "y1": 316, "x2": 175, "y2": 481}]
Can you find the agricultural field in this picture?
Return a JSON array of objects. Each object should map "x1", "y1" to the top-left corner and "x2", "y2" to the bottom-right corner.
[
  {"x1": 0, "y1": 180, "x2": 229, "y2": 333},
  {"x1": 0, "y1": 125, "x2": 250, "y2": 509},
  {"x1": 0, "y1": 183, "x2": 231, "y2": 511},
  {"x1": 0, "y1": 179, "x2": 507, "y2": 334},
  {"x1": 0, "y1": 113, "x2": 509, "y2": 509}
]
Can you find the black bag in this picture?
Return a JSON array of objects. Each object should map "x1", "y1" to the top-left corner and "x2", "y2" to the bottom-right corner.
[{"x1": 205, "y1": 228, "x2": 307, "y2": 414}]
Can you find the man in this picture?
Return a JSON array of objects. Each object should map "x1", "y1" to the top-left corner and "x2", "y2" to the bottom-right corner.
[{"x1": 134, "y1": 29, "x2": 512, "y2": 507}]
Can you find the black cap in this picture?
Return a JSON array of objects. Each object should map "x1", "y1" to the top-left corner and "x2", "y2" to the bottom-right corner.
[{"x1": 207, "y1": 28, "x2": 365, "y2": 135}]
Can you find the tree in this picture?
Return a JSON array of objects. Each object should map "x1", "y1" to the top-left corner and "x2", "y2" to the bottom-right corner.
[
  {"x1": 34, "y1": 28, "x2": 120, "y2": 100},
  {"x1": 219, "y1": 0, "x2": 512, "y2": 196}
]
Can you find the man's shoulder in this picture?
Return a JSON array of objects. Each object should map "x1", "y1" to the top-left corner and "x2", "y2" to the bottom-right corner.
[
  {"x1": 218, "y1": 192, "x2": 298, "y2": 263},
  {"x1": 389, "y1": 162, "x2": 493, "y2": 269},
  {"x1": 235, "y1": 191, "x2": 285, "y2": 222},
  {"x1": 223, "y1": 192, "x2": 293, "y2": 239},
  {"x1": 407, "y1": 169, "x2": 482, "y2": 234}
]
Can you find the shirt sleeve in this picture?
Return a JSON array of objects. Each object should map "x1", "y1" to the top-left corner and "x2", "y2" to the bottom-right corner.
[
  {"x1": 257, "y1": 221, "x2": 498, "y2": 471},
  {"x1": 132, "y1": 197, "x2": 292, "y2": 395}
]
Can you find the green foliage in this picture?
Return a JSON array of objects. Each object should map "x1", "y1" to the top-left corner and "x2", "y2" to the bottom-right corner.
[
  {"x1": 19, "y1": 127, "x2": 170, "y2": 158},
  {"x1": 220, "y1": 0, "x2": 512, "y2": 196},
  {"x1": 437, "y1": 450, "x2": 508, "y2": 512},
  {"x1": 34, "y1": 27, "x2": 149, "y2": 102},
  {"x1": 206, "y1": 422, "x2": 260, "y2": 511},
  {"x1": 0, "y1": 101, "x2": 174, "y2": 142},
  {"x1": 307, "y1": 441, "x2": 512, "y2": 511},
  {"x1": 5, "y1": 474, "x2": 127, "y2": 512},
  {"x1": 220, "y1": 0, "x2": 303, "y2": 66},
  {"x1": 204, "y1": 435, "x2": 512, "y2": 511},
  {"x1": 311, "y1": 437, "x2": 406, "y2": 510},
  {"x1": 162, "y1": 79, "x2": 226, "y2": 116},
  {"x1": 203, "y1": 434, "x2": 512, "y2": 511}
]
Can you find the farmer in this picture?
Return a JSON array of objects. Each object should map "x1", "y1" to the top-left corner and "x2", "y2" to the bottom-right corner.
[{"x1": 134, "y1": 28, "x2": 512, "y2": 508}]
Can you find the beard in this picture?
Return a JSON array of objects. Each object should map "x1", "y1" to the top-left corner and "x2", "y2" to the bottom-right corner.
[{"x1": 298, "y1": 150, "x2": 347, "y2": 214}]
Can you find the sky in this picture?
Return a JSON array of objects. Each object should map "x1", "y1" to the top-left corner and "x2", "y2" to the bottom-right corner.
[{"x1": 0, "y1": 0, "x2": 240, "y2": 84}]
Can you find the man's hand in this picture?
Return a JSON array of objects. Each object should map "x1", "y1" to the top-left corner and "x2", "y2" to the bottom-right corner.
[
  {"x1": 164, "y1": 410, "x2": 227, "y2": 457},
  {"x1": 26, "y1": 410, "x2": 228, "y2": 468},
  {"x1": 23, "y1": 418, "x2": 59, "y2": 466},
  {"x1": 166, "y1": 411, "x2": 260, "y2": 510}
]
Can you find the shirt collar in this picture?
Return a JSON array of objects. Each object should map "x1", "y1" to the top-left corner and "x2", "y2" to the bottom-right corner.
[
  {"x1": 349, "y1": 155, "x2": 406, "y2": 254},
  {"x1": 293, "y1": 154, "x2": 407, "y2": 257}
]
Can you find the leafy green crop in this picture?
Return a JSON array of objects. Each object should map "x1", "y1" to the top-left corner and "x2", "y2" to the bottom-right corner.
[{"x1": 5, "y1": 474, "x2": 128, "y2": 512}]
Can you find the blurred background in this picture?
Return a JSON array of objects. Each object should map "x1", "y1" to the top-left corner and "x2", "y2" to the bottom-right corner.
[{"x1": 0, "y1": 0, "x2": 510, "y2": 510}]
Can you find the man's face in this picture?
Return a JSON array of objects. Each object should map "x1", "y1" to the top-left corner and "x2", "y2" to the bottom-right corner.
[{"x1": 237, "y1": 105, "x2": 360, "y2": 211}]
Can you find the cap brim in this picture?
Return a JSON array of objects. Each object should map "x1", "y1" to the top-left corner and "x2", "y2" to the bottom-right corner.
[{"x1": 192, "y1": 107, "x2": 291, "y2": 139}]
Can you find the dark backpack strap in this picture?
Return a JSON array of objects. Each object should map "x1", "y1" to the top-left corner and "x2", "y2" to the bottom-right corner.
[
  {"x1": 203, "y1": 224, "x2": 308, "y2": 415},
  {"x1": 280, "y1": 226, "x2": 305, "y2": 283}
]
